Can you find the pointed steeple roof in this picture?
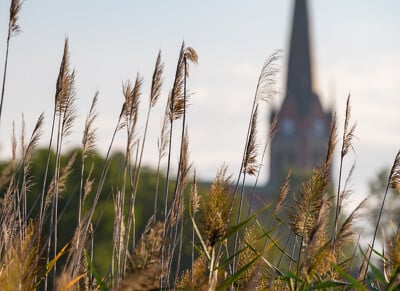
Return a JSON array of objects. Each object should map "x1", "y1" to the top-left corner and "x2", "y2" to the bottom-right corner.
[{"x1": 284, "y1": 0, "x2": 321, "y2": 117}]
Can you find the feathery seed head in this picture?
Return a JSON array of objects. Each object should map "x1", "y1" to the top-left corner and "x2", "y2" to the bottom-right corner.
[
  {"x1": 82, "y1": 92, "x2": 98, "y2": 157},
  {"x1": 9, "y1": 0, "x2": 22, "y2": 36},
  {"x1": 243, "y1": 105, "x2": 259, "y2": 176},
  {"x1": 168, "y1": 42, "x2": 198, "y2": 121},
  {"x1": 256, "y1": 50, "x2": 282, "y2": 102},
  {"x1": 275, "y1": 171, "x2": 291, "y2": 214},
  {"x1": 199, "y1": 166, "x2": 232, "y2": 247},
  {"x1": 190, "y1": 171, "x2": 200, "y2": 215},
  {"x1": 150, "y1": 51, "x2": 164, "y2": 107},
  {"x1": 389, "y1": 150, "x2": 400, "y2": 194}
]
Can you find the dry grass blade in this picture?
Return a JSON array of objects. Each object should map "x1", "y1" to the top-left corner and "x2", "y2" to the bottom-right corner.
[
  {"x1": 150, "y1": 50, "x2": 164, "y2": 107},
  {"x1": 243, "y1": 105, "x2": 259, "y2": 176},
  {"x1": 389, "y1": 150, "x2": 400, "y2": 193}
]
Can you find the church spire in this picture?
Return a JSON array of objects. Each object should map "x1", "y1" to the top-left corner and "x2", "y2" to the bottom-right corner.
[
  {"x1": 266, "y1": 0, "x2": 332, "y2": 193},
  {"x1": 285, "y1": 0, "x2": 317, "y2": 116}
]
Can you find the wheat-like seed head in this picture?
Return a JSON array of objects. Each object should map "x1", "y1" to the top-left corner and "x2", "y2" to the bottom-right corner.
[
  {"x1": 199, "y1": 166, "x2": 232, "y2": 247},
  {"x1": 55, "y1": 39, "x2": 76, "y2": 115},
  {"x1": 176, "y1": 254, "x2": 208, "y2": 290},
  {"x1": 389, "y1": 150, "x2": 400, "y2": 193},
  {"x1": 150, "y1": 50, "x2": 164, "y2": 107},
  {"x1": 289, "y1": 164, "x2": 330, "y2": 241},
  {"x1": 9, "y1": 0, "x2": 22, "y2": 36},
  {"x1": 325, "y1": 112, "x2": 337, "y2": 167},
  {"x1": 341, "y1": 94, "x2": 357, "y2": 158},
  {"x1": 190, "y1": 170, "x2": 200, "y2": 215},
  {"x1": 243, "y1": 105, "x2": 259, "y2": 176},
  {"x1": 121, "y1": 75, "x2": 142, "y2": 125},
  {"x1": 275, "y1": 171, "x2": 291, "y2": 214},
  {"x1": 169, "y1": 42, "x2": 185, "y2": 121},
  {"x1": 168, "y1": 42, "x2": 198, "y2": 121},
  {"x1": 82, "y1": 92, "x2": 98, "y2": 158}
]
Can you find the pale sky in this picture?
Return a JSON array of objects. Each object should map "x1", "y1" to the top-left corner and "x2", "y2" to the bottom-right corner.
[{"x1": 0, "y1": 0, "x2": 399, "y2": 204}]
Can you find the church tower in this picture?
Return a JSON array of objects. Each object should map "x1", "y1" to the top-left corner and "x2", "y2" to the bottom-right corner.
[{"x1": 267, "y1": 0, "x2": 332, "y2": 192}]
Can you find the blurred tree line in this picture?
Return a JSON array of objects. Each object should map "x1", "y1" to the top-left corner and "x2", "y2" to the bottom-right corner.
[{"x1": 0, "y1": 147, "x2": 205, "y2": 276}]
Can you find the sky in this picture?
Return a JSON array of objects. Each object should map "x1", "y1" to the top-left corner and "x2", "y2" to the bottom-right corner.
[{"x1": 0, "y1": 0, "x2": 399, "y2": 206}]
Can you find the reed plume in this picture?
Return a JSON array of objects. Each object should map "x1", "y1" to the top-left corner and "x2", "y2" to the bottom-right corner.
[
  {"x1": 150, "y1": 50, "x2": 164, "y2": 107},
  {"x1": 274, "y1": 171, "x2": 291, "y2": 215},
  {"x1": 199, "y1": 166, "x2": 232, "y2": 249},
  {"x1": 390, "y1": 150, "x2": 400, "y2": 194},
  {"x1": 20, "y1": 113, "x2": 45, "y2": 229},
  {"x1": 49, "y1": 38, "x2": 76, "y2": 286},
  {"x1": 131, "y1": 51, "x2": 164, "y2": 251},
  {"x1": 120, "y1": 221, "x2": 165, "y2": 290},
  {"x1": 235, "y1": 225, "x2": 269, "y2": 290},
  {"x1": 0, "y1": 0, "x2": 23, "y2": 122},
  {"x1": 243, "y1": 105, "x2": 259, "y2": 176},
  {"x1": 0, "y1": 221, "x2": 40, "y2": 290},
  {"x1": 177, "y1": 255, "x2": 208, "y2": 290},
  {"x1": 334, "y1": 94, "x2": 356, "y2": 238},
  {"x1": 288, "y1": 113, "x2": 336, "y2": 275},
  {"x1": 234, "y1": 50, "x2": 281, "y2": 192}
]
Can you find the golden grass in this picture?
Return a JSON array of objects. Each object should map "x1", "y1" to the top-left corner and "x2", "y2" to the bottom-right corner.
[{"x1": 0, "y1": 11, "x2": 399, "y2": 288}]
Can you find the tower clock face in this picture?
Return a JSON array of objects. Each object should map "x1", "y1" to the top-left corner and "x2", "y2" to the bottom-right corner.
[{"x1": 282, "y1": 119, "x2": 294, "y2": 136}]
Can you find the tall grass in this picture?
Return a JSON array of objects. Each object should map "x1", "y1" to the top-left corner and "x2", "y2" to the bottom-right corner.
[{"x1": 0, "y1": 3, "x2": 400, "y2": 289}]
